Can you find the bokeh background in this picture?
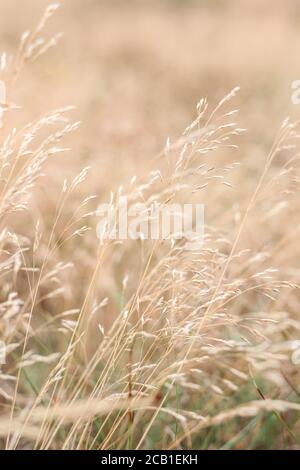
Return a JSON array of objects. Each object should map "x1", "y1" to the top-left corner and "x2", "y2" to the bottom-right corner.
[
  {"x1": 1, "y1": 0, "x2": 300, "y2": 449},
  {"x1": 1, "y1": 0, "x2": 300, "y2": 171},
  {"x1": 1, "y1": 0, "x2": 299, "y2": 314}
]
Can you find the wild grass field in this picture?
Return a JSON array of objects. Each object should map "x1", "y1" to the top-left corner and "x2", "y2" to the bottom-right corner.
[{"x1": 1, "y1": 0, "x2": 300, "y2": 450}]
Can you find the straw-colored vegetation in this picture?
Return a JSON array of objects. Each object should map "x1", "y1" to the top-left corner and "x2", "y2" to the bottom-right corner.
[{"x1": 0, "y1": 0, "x2": 300, "y2": 449}]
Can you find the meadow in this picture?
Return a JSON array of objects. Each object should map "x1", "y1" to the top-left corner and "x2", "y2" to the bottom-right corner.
[{"x1": 0, "y1": 0, "x2": 300, "y2": 449}]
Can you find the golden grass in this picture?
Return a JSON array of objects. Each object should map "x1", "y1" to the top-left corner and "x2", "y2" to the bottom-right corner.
[{"x1": 0, "y1": 0, "x2": 300, "y2": 450}]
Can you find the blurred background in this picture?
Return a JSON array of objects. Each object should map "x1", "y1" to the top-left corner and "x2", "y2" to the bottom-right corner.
[{"x1": 1, "y1": 0, "x2": 300, "y2": 170}]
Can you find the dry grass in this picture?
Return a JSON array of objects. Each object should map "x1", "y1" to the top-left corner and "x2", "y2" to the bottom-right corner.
[{"x1": 0, "y1": 0, "x2": 300, "y2": 450}]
